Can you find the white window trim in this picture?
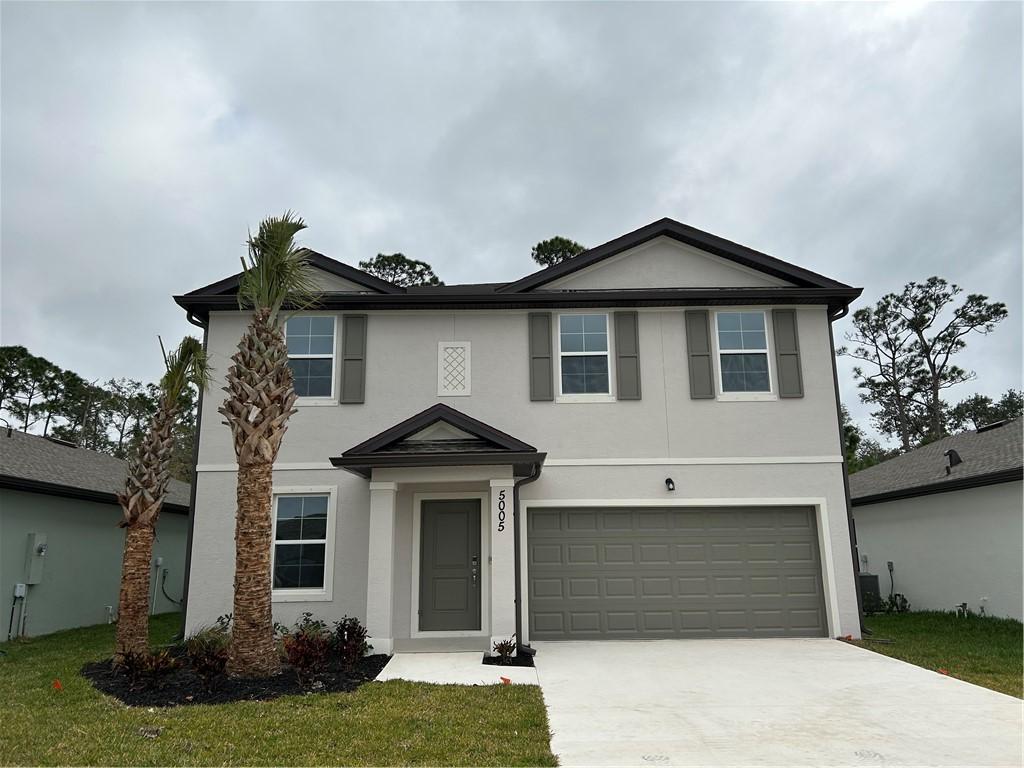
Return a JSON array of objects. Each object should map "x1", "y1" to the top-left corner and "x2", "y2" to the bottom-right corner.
[
  {"x1": 270, "y1": 485, "x2": 337, "y2": 602},
  {"x1": 410, "y1": 492, "x2": 490, "y2": 639},
  {"x1": 555, "y1": 312, "x2": 616, "y2": 403},
  {"x1": 437, "y1": 341, "x2": 472, "y2": 397},
  {"x1": 712, "y1": 309, "x2": 777, "y2": 402},
  {"x1": 286, "y1": 313, "x2": 338, "y2": 406}
]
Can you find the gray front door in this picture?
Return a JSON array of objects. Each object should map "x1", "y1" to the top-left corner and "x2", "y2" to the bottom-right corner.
[
  {"x1": 419, "y1": 499, "x2": 482, "y2": 631},
  {"x1": 528, "y1": 506, "x2": 828, "y2": 640}
]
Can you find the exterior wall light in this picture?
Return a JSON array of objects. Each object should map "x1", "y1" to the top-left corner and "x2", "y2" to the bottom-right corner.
[{"x1": 665, "y1": 478, "x2": 675, "y2": 492}]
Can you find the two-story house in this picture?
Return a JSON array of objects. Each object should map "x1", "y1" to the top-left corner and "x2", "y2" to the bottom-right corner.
[{"x1": 175, "y1": 218, "x2": 864, "y2": 654}]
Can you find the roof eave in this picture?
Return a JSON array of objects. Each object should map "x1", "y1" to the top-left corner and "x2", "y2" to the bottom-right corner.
[
  {"x1": 851, "y1": 467, "x2": 1023, "y2": 507},
  {"x1": 0, "y1": 475, "x2": 190, "y2": 515},
  {"x1": 175, "y1": 286, "x2": 862, "y2": 320},
  {"x1": 330, "y1": 451, "x2": 547, "y2": 478}
]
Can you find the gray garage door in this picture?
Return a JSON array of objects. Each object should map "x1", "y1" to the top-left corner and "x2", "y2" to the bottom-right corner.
[{"x1": 528, "y1": 506, "x2": 828, "y2": 640}]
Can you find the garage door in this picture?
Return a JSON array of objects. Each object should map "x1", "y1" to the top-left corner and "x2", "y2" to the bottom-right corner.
[{"x1": 527, "y1": 506, "x2": 828, "y2": 640}]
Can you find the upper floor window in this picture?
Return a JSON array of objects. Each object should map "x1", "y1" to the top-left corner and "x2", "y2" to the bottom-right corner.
[
  {"x1": 285, "y1": 316, "x2": 335, "y2": 398},
  {"x1": 716, "y1": 311, "x2": 771, "y2": 393},
  {"x1": 272, "y1": 493, "x2": 329, "y2": 592},
  {"x1": 558, "y1": 313, "x2": 610, "y2": 395}
]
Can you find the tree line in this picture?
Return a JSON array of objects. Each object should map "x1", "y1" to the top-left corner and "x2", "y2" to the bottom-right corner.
[{"x1": 0, "y1": 345, "x2": 198, "y2": 482}]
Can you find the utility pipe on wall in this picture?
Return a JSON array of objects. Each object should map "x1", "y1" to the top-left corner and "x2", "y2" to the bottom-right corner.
[{"x1": 513, "y1": 462, "x2": 543, "y2": 657}]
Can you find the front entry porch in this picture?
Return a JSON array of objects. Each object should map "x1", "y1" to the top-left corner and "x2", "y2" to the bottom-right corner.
[{"x1": 330, "y1": 403, "x2": 545, "y2": 655}]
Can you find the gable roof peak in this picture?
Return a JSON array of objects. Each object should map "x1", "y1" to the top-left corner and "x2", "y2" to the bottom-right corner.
[{"x1": 498, "y1": 217, "x2": 853, "y2": 293}]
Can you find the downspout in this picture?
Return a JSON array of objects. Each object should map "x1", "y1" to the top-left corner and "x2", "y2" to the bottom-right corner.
[
  {"x1": 177, "y1": 311, "x2": 208, "y2": 641},
  {"x1": 828, "y1": 305, "x2": 866, "y2": 636},
  {"x1": 513, "y1": 461, "x2": 542, "y2": 657}
]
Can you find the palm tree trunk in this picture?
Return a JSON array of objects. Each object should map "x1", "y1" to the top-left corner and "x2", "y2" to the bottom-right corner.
[
  {"x1": 114, "y1": 523, "x2": 155, "y2": 663},
  {"x1": 227, "y1": 461, "x2": 280, "y2": 677}
]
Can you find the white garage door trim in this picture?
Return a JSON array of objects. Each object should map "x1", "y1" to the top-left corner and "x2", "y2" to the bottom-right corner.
[{"x1": 520, "y1": 497, "x2": 841, "y2": 642}]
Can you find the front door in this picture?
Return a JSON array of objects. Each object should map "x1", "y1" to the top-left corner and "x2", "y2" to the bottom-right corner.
[{"x1": 419, "y1": 499, "x2": 482, "y2": 631}]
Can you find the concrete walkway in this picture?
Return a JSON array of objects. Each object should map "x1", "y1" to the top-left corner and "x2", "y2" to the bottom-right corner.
[
  {"x1": 533, "y1": 638, "x2": 1023, "y2": 767},
  {"x1": 377, "y1": 651, "x2": 540, "y2": 685}
]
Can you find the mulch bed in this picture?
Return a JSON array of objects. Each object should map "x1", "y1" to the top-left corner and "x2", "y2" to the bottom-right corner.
[
  {"x1": 82, "y1": 652, "x2": 391, "y2": 707},
  {"x1": 481, "y1": 653, "x2": 535, "y2": 668}
]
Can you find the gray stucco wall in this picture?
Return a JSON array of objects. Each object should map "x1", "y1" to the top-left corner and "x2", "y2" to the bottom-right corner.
[
  {"x1": 196, "y1": 305, "x2": 843, "y2": 465},
  {"x1": 544, "y1": 237, "x2": 793, "y2": 290},
  {"x1": 186, "y1": 250, "x2": 859, "y2": 638},
  {"x1": 0, "y1": 489, "x2": 189, "y2": 637},
  {"x1": 853, "y1": 481, "x2": 1023, "y2": 621}
]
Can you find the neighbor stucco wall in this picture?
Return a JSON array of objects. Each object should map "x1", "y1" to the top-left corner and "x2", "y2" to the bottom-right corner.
[
  {"x1": 0, "y1": 489, "x2": 189, "y2": 637},
  {"x1": 853, "y1": 481, "x2": 1023, "y2": 621}
]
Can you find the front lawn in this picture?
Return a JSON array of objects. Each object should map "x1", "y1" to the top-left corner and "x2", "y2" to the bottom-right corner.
[
  {"x1": 855, "y1": 611, "x2": 1023, "y2": 698},
  {"x1": 0, "y1": 614, "x2": 556, "y2": 766}
]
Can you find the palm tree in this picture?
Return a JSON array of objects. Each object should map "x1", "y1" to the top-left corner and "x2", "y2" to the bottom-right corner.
[
  {"x1": 220, "y1": 212, "x2": 319, "y2": 677},
  {"x1": 114, "y1": 336, "x2": 209, "y2": 664}
]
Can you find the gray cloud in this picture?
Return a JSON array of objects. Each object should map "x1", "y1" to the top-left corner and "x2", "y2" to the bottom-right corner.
[{"x1": 2, "y1": 1, "x2": 1020, "y2": 441}]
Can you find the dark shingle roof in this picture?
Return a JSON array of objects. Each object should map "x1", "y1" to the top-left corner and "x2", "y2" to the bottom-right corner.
[
  {"x1": 849, "y1": 419, "x2": 1023, "y2": 505},
  {"x1": 0, "y1": 430, "x2": 191, "y2": 512}
]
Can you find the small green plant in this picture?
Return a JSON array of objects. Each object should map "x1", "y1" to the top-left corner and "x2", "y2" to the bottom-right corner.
[
  {"x1": 184, "y1": 625, "x2": 230, "y2": 691},
  {"x1": 333, "y1": 616, "x2": 371, "y2": 669},
  {"x1": 492, "y1": 635, "x2": 516, "y2": 665},
  {"x1": 885, "y1": 594, "x2": 911, "y2": 614},
  {"x1": 281, "y1": 612, "x2": 331, "y2": 684}
]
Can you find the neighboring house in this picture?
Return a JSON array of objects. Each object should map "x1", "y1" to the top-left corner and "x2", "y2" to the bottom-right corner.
[
  {"x1": 176, "y1": 217, "x2": 864, "y2": 653},
  {"x1": 850, "y1": 418, "x2": 1023, "y2": 621},
  {"x1": 0, "y1": 430, "x2": 190, "y2": 637}
]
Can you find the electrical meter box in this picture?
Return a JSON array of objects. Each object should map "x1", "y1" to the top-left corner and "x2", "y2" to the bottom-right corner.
[{"x1": 25, "y1": 532, "x2": 47, "y2": 584}]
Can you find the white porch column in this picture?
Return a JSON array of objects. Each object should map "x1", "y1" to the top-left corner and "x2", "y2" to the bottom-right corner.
[
  {"x1": 489, "y1": 478, "x2": 517, "y2": 651},
  {"x1": 366, "y1": 480, "x2": 397, "y2": 655}
]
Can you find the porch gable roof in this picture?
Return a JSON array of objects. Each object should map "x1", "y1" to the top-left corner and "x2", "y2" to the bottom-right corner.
[{"x1": 330, "y1": 403, "x2": 545, "y2": 478}]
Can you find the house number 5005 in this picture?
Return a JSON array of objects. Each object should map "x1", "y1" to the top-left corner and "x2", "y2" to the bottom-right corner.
[{"x1": 497, "y1": 489, "x2": 507, "y2": 532}]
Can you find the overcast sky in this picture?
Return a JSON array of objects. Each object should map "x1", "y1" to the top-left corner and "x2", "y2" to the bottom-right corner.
[{"x1": 2, "y1": 1, "x2": 1020, "y2": 443}]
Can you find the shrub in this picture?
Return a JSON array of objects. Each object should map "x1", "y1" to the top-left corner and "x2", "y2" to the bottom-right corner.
[
  {"x1": 184, "y1": 625, "x2": 230, "y2": 691},
  {"x1": 492, "y1": 635, "x2": 516, "y2": 665},
  {"x1": 118, "y1": 649, "x2": 179, "y2": 690},
  {"x1": 282, "y1": 613, "x2": 331, "y2": 683},
  {"x1": 332, "y1": 616, "x2": 370, "y2": 669}
]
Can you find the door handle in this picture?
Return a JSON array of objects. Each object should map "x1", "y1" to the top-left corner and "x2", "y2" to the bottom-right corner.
[{"x1": 471, "y1": 556, "x2": 478, "y2": 587}]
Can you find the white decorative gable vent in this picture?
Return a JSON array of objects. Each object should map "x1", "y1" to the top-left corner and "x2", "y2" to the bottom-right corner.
[{"x1": 437, "y1": 342, "x2": 471, "y2": 396}]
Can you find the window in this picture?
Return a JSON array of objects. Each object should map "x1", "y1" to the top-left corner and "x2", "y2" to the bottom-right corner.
[
  {"x1": 285, "y1": 316, "x2": 335, "y2": 398},
  {"x1": 559, "y1": 314, "x2": 610, "y2": 395},
  {"x1": 716, "y1": 311, "x2": 771, "y2": 393},
  {"x1": 272, "y1": 494, "x2": 329, "y2": 591}
]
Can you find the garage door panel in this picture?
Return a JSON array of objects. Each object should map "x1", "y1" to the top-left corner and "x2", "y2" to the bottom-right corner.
[{"x1": 528, "y1": 506, "x2": 827, "y2": 640}]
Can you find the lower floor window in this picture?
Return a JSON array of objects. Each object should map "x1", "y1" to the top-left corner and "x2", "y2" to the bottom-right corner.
[{"x1": 273, "y1": 494, "x2": 329, "y2": 590}]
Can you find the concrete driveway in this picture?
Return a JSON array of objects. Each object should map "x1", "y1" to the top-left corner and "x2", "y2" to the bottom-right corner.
[{"x1": 533, "y1": 639, "x2": 1022, "y2": 767}]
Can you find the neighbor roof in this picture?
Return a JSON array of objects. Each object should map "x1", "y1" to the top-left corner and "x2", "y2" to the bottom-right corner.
[
  {"x1": 175, "y1": 217, "x2": 862, "y2": 319},
  {"x1": 849, "y1": 419, "x2": 1023, "y2": 506},
  {"x1": 0, "y1": 430, "x2": 191, "y2": 513}
]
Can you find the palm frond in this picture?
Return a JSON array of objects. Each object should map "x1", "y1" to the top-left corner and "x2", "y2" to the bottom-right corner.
[
  {"x1": 159, "y1": 335, "x2": 210, "y2": 401},
  {"x1": 237, "y1": 211, "x2": 321, "y2": 323}
]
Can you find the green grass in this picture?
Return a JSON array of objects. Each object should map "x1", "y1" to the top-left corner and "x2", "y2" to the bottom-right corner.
[
  {"x1": 0, "y1": 614, "x2": 556, "y2": 766},
  {"x1": 855, "y1": 611, "x2": 1023, "y2": 698}
]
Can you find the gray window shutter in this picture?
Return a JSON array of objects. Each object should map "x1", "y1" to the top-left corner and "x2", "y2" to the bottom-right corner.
[
  {"x1": 772, "y1": 308, "x2": 803, "y2": 398},
  {"x1": 684, "y1": 310, "x2": 715, "y2": 399},
  {"x1": 340, "y1": 314, "x2": 367, "y2": 404},
  {"x1": 614, "y1": 311, "x2": 641, "y2": 400},
  {"x1": 528, "y1": 313, "x2": 554, "y2": 401}
]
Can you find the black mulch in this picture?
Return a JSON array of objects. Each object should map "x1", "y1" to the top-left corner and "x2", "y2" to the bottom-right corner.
[
  {"x1": 481, "y1": 653, "x2": 535, "y2": 668},
  {"x1": 81, "y1": 652, "x2": 391, "y2": 707}
]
